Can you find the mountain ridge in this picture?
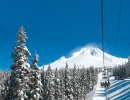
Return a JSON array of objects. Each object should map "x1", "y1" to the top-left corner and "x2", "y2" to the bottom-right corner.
[{"x1": 40, "y1": 46, "x2": 128, "y2": 70}]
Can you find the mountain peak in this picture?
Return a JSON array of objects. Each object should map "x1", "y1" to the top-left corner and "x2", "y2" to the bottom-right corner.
[
  {"x1": 41, "y1": 46, "x2": 127, "y2": 70},
  {"x1": 72, "y1": 46, "x2": 102, "y2": 57},
  {"x1": 59, "y1": 56, "x2": 67, "y2": 61}
]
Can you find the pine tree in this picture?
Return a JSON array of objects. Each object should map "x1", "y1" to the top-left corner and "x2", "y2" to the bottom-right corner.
[
  {"x1": 86, "y1": 68, "x2": 91, "y2": 93},
  {"x1": 126, "y1": 57, "x2": 130, "y2": 77},
  {"x1": 29, "y1": 53, "x2": 43, "y2": 100},
  {"x1": 117, "y1": 65, "x2": 121, "y2": 80},
  {"x1": 8, "y1": 26, "x2": 31, "y2": 100},
  {"x1": 80, "y1": 66, "x2": 87, "y2": 100},
  {"x1": 89, "y1": 66, "x2": 96, "y2": 90},
  {"x1": 41, "y1": 66, "x2": 46, "y2": 98},
  {"x1": 113, "y1": 66, "x2": 118, "y2": 79},
  {"x1": 44, "y1": 65, "x2": 55, "y2": 100},
  {"x1": 54, "y1": 68, "x2": 63, "y2": 100},
  {"x1": 59, "y1": 69, "x2": 66, "y2": 100},
  {"x1": 64, "y1": 62, "x2": 73, "y2": 100},
  {"x1": 0, "y1": 70, "x2": 10, "y2": 100},
  {"x1": 120, "y1": 64, "x2": 125, "y2": 79},
  {"x1": 72, "y1": 64, "x2": 80, "y2": 100},
  {"x1": 1, "y1": 78, "x2": 10, "y2": 100},
  {"x1": 127, "y1": 57, "x2": 130, "y2": 77}
]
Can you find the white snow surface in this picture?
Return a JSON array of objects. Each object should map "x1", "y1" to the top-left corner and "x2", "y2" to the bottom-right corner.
[
  {"x1": 92, "y1": 73, "x2": 107, "y2": 100},
  {"x1": 90, "y1": 73, "x2": 130, "y2": 100},
  {"x1": 40, "y1": 46, "x2": 127, "y2": 70}
]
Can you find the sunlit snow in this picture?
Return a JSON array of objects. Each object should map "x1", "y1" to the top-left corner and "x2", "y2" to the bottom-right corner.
[
  {"x1": 89, "y1": 73, "x2": 130, "y2": 100},
  {"x1": 40, "y1": 47, "x2": 127, "y2": 70}
]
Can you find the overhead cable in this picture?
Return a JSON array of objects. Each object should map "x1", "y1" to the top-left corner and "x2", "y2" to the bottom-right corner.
[
  {"x1": 101, "y1": 0, "x2": 104, "y2": 68},
  {"x1": 115, "y1": 43, "x2": 130, "y2": 64}
]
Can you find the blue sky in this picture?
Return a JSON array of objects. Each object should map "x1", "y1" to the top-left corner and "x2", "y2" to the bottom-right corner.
[{"x1": 0, "y1": 0, "x2": 130, "y2": 70}]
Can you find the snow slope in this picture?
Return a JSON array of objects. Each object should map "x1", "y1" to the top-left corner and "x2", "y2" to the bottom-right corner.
[
  {"x1": 91, "y1": 73, "x2": 106, "y2": 100},
  {"x1": 91, "y1": 74, "x2": 130, "y2": 100},
  {"x1": 106, "y1": 78, "x2": 130, "y2": 100},
  {"x1": 40, "y1": 47, "x2": 127, "y2": 70}
]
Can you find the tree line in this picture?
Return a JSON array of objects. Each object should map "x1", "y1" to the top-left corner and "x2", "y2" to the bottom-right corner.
[
  {"x1": 40, "y1": 63, "x2": 98, "y2": 100},
  {"x1": 113, "y1": 57, "x2": 130, "y2": 80},
  {"x1": 0, "y1": 26, "x2": 99, "y2": 100}
]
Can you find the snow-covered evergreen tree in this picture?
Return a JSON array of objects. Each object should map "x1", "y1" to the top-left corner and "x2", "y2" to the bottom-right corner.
[
  {"x1": 64, "y1": 62, "x2": 73, "y2": 100},
  {"x1": 0, "y1": 70, "x2": 10, "y2": 100},
  {"x1": 8, "y1": 26, "x2": 31, "y2": 100},
  {"x1": 89, "y1": 66, "x2": 97, "y2": 90},
  {"x1": 41, "y1": 66, "x2": 46, "y2": 98},
  {"x1": 113, "y1": 57, "x2": 130, "y2": 80},
  {"x1": 80, "y1": 66, "x2": 87, "y2": 100},
  {"x1": 86, "y1": 68, "x2": 91, "y2": 93},
  {"x1": 120, "y1": 64, "x2": 125, "y2": 79},
  {"x1": 44, "y1": 65, "x2": 55, "y2": 100},
  {"x1": 124, "y1": 63, "x2": 129, "y2": 78},
  {"x1": 125, "y1": 57, "x2": 130, "y2": 78},
  {"x1": 58, "y1": 69, "x2": 66, "y2": 100},
  {"x1": 28, "y1": 53, "x2": 43, "y2": 100},
  {"x1": 54, "y1": 68, "x2": 63, "y2": 100},
  {"x1": 113, "y1": 66, "x2": 118, "y2": 79},
  {"x1": 0, "y1": 78, "x2": 10, "y2": 100},
  {"x1": 72, "y1": 64, "x2": 80, "y2": 100}
]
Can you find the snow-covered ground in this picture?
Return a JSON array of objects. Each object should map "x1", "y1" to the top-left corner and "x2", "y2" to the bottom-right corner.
[
  {"x1": 106, "y1": 78, "x2": 130, "y2": 100},
  {"x1": 92, "y1": 73, "x2": 107, "y2": 100},
  {"x1": 89, "y1": 73, "x2": 130, "y2": 100},
  {"x1": 40, "y1": 47, "x2": 127, "y2": 70}
]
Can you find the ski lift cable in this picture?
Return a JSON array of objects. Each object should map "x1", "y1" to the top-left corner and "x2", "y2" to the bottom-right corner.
[
  {"x1": 111, "y1": 0, "x2": 123, "y2": 62},
  {"x1": 115, "y1": 43, "x2": 130, "y2": 64},
  {"x1": 101, "y1": 0, "x2": 104, "y2": 68},
  {"x1": 114, "y1": 0, "x2": 122, "y2": 48}
]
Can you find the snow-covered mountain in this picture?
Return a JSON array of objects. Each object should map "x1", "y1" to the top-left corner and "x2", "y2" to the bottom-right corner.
[{"x1": 40, "y1": 47, "x2": 128, "y2": 70}]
